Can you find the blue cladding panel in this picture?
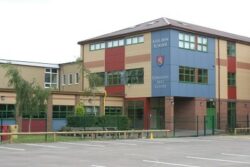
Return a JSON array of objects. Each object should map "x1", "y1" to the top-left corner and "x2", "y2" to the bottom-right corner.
[
  {"x1": 151, "y1": 30, "x2": 171, "y2": 96},
  {"x1": 1, "y1": 119, "x2": 16, "y2": 125},
  {"x1": 52, "y1": 119, "x2": 67, "y2": 131},
  {"x1": 169, "y1": 30, "x2": 215, "y2": 98},
  {"x1": 151, "y1": 29, "x2": 215, "y2": 98}
]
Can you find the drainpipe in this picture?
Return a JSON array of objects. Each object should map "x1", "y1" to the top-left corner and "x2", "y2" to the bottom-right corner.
[{"x1": 218, "y1": 39, "x2": 221, "y2": 129}]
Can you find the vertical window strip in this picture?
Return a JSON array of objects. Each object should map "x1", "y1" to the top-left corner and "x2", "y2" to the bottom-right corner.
[{"x1": 178, "y1": 33, "x2": 208, "y2": 52}]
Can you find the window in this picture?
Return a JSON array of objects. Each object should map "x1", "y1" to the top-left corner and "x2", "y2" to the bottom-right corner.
[
  {"x1": 126, "y1": 35, "x2": 144, "y2": 45},
  {"x1": 126, "y1": 38, "x2": 132, "y2": 45},
  {"x1": 126, "y1": 68, "x2": 144, "y2": 84},
  {"x1": 62, "y1": 75, "x2": 67, "y2": 85},
  {"x1": 89, "y1": 72, "x2": 105, "y2": 87},
  {"x1": 107, "y1": 71, "x2": 122, "y2": 86},
  {"x1": 197, "y1": 36, "x2": 208, "y2": 52},
  {"x1": 53, "y1": 105, "x2": 74, "y2": 118},
  {"x1": 179, "y1": 66, "x2": 195, "y2": 83},
  {"x1": 69, "y1": 74, "x2": 73, "y2": 85},
  {"x1": 179, "y1": 33, "x2": 195, "y2": 50},
  {"x1": 227, "y1": 42, "x2": 236, "y2": 56},
  {"x1": 179, "y1": 66, "x2": 208, "y2": 84},
  {"x1": 89, "y1": 42, "x2": 106, "y2": 51},
  {"x1": 198, "y1": 69, "x2": 208, "y2": 84},
  {"x1": 85, "y1": 106, "x2": 100, "y2": 116},
  {"x1": 75, "y1": 73, "x2": 79, "y2": 84},
  {"x1": 179, "y1": 32, "x2": 208, "y2": 52},
  {"x1": 227, "y1": 101, "x2": 236, "y2": 129},
  {"x1": 0, "y1": 104, "x2": 15, "y2": 119},
  {"x1": 44, "y1": 68, "x2": 58, "y2": 88},
  {"x1": 105, "y1": 106, "x2": 122, "y2": 116},
  {"x1": 228, "y1": 73, "x2": 236, "y2": 86}
]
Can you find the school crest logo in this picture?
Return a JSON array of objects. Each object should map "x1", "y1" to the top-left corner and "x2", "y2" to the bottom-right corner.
[{"x1": 156, "y1": 55, "x2": 164, "y2": 67}]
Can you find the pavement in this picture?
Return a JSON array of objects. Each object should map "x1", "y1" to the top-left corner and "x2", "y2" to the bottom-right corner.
[{"x1": 0, "y1": 135, "x2": 250, "y2": 167}]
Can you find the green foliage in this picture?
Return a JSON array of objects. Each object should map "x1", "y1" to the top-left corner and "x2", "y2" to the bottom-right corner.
[
  {"x1": 67, "y1": 115, "x2": 130, "y2": 130},
  {"x1": 2, "y1": 65, "x2": 50, "y2": 118},
  {"x1": 75, "y1": 103, "x2": 85, "y2": 116}
]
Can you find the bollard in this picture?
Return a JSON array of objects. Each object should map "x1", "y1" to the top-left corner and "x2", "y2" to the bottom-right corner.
[{"x1": 150, "y1": 132, "x2": 154, "y2": 140}]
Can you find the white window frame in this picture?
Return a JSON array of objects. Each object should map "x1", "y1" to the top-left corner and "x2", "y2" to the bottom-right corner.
[
  {"x1": 68, "y1": 73, "x2": 73, "y2": 85},
  {"x1": 75, "y1": 73, "x2": 79, "y2": 84}
]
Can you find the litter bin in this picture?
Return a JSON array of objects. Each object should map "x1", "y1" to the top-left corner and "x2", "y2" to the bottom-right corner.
[
  {"x1": 9, "y1": 125, "x2": 18, "y2": 139},
  {"x1": 0, "y1": 125, "x2": 9, "y2": 141}
]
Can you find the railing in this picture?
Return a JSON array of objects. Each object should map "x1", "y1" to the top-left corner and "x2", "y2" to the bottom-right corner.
[
  {"x1": 234, "y1": 127, "x2": 250, "y2": 135},
  {"x1": 0, "y1": 129, "x2": 171, "y2": 144}
]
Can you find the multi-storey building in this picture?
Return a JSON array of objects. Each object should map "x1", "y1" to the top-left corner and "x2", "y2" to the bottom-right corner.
[
  {"x1": 1, "y1": 17, "x2": 250, "y2": 132},
  {"x1": 78, "y1": 17, "x2": 250, "y2": 131}
]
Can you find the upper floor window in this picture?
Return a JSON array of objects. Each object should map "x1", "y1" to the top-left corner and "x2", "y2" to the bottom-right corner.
[
  {"x1": 179, "y1": 66, "x2": 208, "y2": 84},
  {"x1": 75, "y1": 73, "x2": 79, "y2": 84},
  {"x1": 69, "y1": 74, "x2": 73, "y2": 85},
  {"x1": 107, "y1": 71, "x2": 122, "y2": 86},
  {"x1": 89, "y1": 72, "x2": 105, "y2": 87},
  {"x1": 198, "y1": 69, "x2": 208, "y2": 84},
  {"x1": 126, "y1": 35, "x2": 144, "y2": 45},
  {"x1": 126, "y1": 68, "x2": 144, "y2": 84},
  {"x1": 227, "y1": 42, "x2": 236, "y2": 56},
  {"x1": 44, "y1": 68, "x2": 58, "y2": 88},
  {"x1": 62, "y1": 74, "x2": 67, "y2": 85},
  {"x1": 178, "y1": 32, "x2": 208, "y2": 52},
  {"x1": 90, "y1": 42, "x2": 106, "y2": 51},
  {"x1": 228, "y1": 72, "x2": 236, "y2": 86}
]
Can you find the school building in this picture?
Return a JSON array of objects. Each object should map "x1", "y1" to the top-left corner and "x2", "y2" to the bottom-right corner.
[{"x1": 1, "y1": 17, "x2": 250, "y2": 132}]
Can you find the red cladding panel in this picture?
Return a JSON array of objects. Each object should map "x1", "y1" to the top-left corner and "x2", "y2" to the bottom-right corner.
[
  {"x1": 228, "y1": 57, "x2": 236, "y2": 72},
  {"x1": 22, "y1": 119, "x2": 46, "y2": 132},
  {"x1": 228, "y1": 86, "x2": 236, "y2": 99},
  {"x1": 105, "y1": 47, "x2": 125, "y2": 71},
  {"x1": 105, "y1": 85, "x2": 125, "y2": 96}
]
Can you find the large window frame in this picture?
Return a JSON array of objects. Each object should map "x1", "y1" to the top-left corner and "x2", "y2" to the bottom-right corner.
[
  {"x1": 44, "y1": 68, "x2": 58, "y2": 88},
  {"x1": 0, "y1": 104, "x2": 15, "y2": 119},
  {"x1": 228, "y1": 72, "x2": 236, "y2": 86},
  {"x1": 126, "y1": 68, "x2": 144, "y2": 84},
  {"x1": 105, "y1": 106, "x2": 122, "y2": 116},
  {"x1": 52, "y1": 105, "x2": 74, "y2": 119},
  {"x1": 107, "y1": 71, "x2": 122, "y2": 86},
  {"x1": 179, "y1": 66, "x2": 195, "y2": 83}
]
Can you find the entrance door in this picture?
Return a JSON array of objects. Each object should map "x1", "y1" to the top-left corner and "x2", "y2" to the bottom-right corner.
[
  {"x1": 127, "y1": 101, "x2": 144, "y2": 129},
  {"x1": 150, "y1": 98, "x2": 165, "y2": 129},
  {"x1": 206, "y1": 101, "x2": 216, "y2": 129}
]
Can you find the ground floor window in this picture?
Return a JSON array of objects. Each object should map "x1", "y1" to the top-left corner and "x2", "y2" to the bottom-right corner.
[
  {"x1": 85, "y1": 106, "x2": 100, "y2": 116},
  {"x1": 0, "y1": 104, "x2": 15, "y2": 119},
  {"x1": 105, "y1": 106, "x2": 122, "y2": 116},
  {"x1": 127, "y1": 101, "x2": 144, "y2": 129},
  {"x1": 53, "y1": 105, "x2": 74, "y2": 118}
]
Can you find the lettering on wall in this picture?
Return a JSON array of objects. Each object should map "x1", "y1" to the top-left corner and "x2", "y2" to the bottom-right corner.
[{"x1": 152, "y1": 38, "x2": 169, "y2": 48}]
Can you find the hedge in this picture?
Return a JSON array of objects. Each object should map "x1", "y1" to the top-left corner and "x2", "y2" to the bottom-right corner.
[{"x1": 67, "y1": 115, "x2": 130, "y2": 130}]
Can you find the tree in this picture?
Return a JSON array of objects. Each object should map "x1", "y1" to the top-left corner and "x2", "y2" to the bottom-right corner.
[
  {"x1": 2, "y1": 65, "x2": 50, "y2": 132},
  {"x1": 75, "y1": 102, "x2": 85, "y2": 116}
]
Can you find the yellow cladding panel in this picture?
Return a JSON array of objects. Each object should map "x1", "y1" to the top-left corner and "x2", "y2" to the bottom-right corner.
[
  {"x1": 216, "y1": 39, "x2": 227, "y2": 59},
  {"x1": 52, "y1": 94, "x2": 75, "y2": 105},
  {"x1": 0, "y1": 92, "x2": 16, "y2": 104},
  {"x1": 125, "y1": 33, "x2": 151, "y2": 57},
  {"x1": 236, "y1": 43, "x2": 250, "y2": 63},
  {"x1": 237, "y1": 69, "x2": 250, "y2": 100},
  {"x1": 0, "y1": 65, "x2": 45, "y2": 88},
  {"x1": 215, "y1": 66, "x2": 227, "y2": 99},
  {"x1": 83, "y1": 44, "x2": 105, "y2": 62},
  {"x1": 125, "y1": 62, "x2": 151, "y2": 97},
  {"x1": 105, "y1": 97, "x2": 124, "y2": 107}
]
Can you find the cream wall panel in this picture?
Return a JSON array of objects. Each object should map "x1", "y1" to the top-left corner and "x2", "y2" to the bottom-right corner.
[
  {"x1": 237, "y1": 69, "x2": 250, "y2": 100},
  {"x1": 125, "y1": 33, "x2": 151, "y2": 57},
  {"x1": 80, "y1": 96, "x2": 100, "y2": 106},
  {"x1": 0, "y1": 65, "x2": 45, "y2": 88},
  {"x1": 83, "y1": 44, "x2": 105, "y2": 62},
  {"x1": 217, "y1": 40, "x2": 228, "y2": 59},
  {"x1": 52, "y1": 95, "x2": 75, "y2": 105},
  {"x1": 125, "y1": 62, "x2": 151, "y2": 97},
  {"x1": 105, "y1": 97, "x2": 124, "y2": 107},
  {"x1": 216, "y1": 66, "x2": 227, "y2": 99},
  {"x1": 0, "y1": 92, "x2": 16, "y2": 104},
  {"x1": 236, "y1": 43, "x2": 250, "y2": 63}
]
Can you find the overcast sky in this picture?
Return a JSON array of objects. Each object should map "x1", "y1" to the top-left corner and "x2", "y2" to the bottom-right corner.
[{"x1": 0, "y1": 0, "x2": 249, "y2": 64}]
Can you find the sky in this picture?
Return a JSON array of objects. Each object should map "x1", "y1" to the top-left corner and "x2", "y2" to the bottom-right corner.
[{"x1": 0, "y1": 0, "x2": 249, "y2": 64}]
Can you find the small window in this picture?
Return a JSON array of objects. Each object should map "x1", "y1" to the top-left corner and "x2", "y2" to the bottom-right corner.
[
  {"x1": 75, "y1": 73, "x2": 79, "y2": 84},
  {"x1": 227, "y1": 42, "x2": 236, "y2": 56},
  {"x1": 95, "y1": 43, "x2": 100, "y2": 50},
  {"x1": 132, "y1": 37, "x2": 138, "y2": 44},
  {"x1": 107, "y1": 41, "x2": 113, "y2": 48},
  {"x1": 138, "y1": 36, "x2": 144, "y2": 43},
  {"x1": 100, "y1": 42, "x2": 105, "y2": 49},
  {"x1": 90, "y1": 44, "x2": 95, "y2": 51},
  {"x1": 69, "y1": 74, "x2": 73, "y2": 85},
  {"x1": 118, "y1": 39, "x2": 124, "y2": 46},
  {"x1": 126, "y1": 38, "x2": 132, "y2": 45},
  {"x1": 228, "y1": 72, "x2": 236, "y2": 86},
  {"x1": 62, "y1": 75, "x2": 67, "y2": 85},
  {"x1": 113, "y1": 40, "x2": 118, "y2": 47}
]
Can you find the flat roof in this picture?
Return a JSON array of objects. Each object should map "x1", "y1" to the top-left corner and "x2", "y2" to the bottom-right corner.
[
  {"x1": 0, "y1": 59, "x2": 59, "y2": 68},
  {"x1": 78, "y1": 17, "x2": 250, "y2": 45}
]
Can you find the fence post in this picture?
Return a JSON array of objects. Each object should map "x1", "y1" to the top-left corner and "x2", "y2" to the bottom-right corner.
[
  {"x1": 45, "y1": 116, "x2": 48, "y2": 142},
  {"x1": 196, "y1": 116, "x2": 199, "y2": 137},
  {"x1": 173, "y1": 116, "x2": 175, "y2": 137},
  {"x1": 204, "y1": 116, "x2": 206, "y2": 136},
  {"x1": 247, "y1": 114, "x2": 249, "y2": 128},
  {"x1": 212, "y1": 116, "x2": 215, "y2": 135}
]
